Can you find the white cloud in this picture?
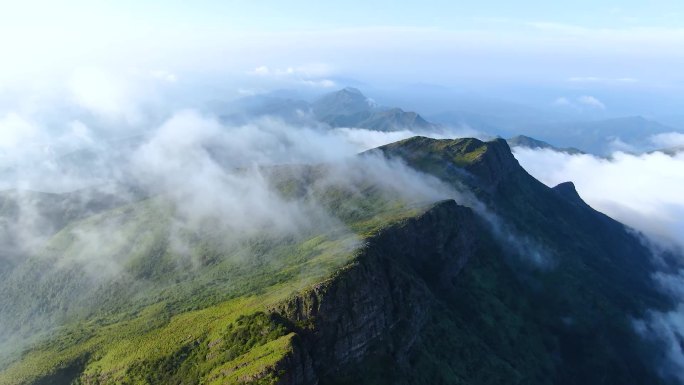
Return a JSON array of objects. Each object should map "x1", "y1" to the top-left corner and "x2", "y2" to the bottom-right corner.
[
  {"x1": 150, "y1": 70, "x2": 177, "y2": 83},
  {"x1": 248, "y1": 65, "x2": 271, "y2": 76},
  {"x1": 552, "y1": 95, "x2": 606, "y2": 110},
  {"x1": 68, "y1": 68, "x2": 139, "y2": 120},
  {"x1": 650, "y1": 132, "x2": 684, "y2": 150},
  {"x1": 634, "y1": 305, "x2": 684, "y2": 383},
  {"x1": 513, "y1": 145, "x2": 684, "y2": 379},
  {"x1": 302, "y1": 79, "x2": 336, "y2": 88},
  {"x1": 553, "y1": 97, "x2": 572, "y2": 106},
  {"x1": 577, "y1": 95, "x2": 606, "y2": 109},
  {"x1": 0, "y1": 113, "x2": 39, "y2": 148},
  {"x1": 606, "y1": 137, "x2": 637, "y2": 153},
  {"x1": 513, "y1": 147, "x2": 684, "y2": 251},
  {"x1": 332, "y1": 125, "x2": 486, "y2": 153},
  {"x1": 567, "y1": 76, "x2": 638, "y2": 83},
  {"x1": 247, "y1": 64, "x2": 336, "y2": 88}
]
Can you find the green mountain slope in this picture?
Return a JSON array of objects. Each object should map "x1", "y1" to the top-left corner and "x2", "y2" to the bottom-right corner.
[{"x1": 0, "y1": 137, "x2": 676, "y2": 385}]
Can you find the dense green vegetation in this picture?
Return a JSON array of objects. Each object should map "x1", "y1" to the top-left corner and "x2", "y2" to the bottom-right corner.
[
  {"x1": 0, "y1": 163, "x2": 434, "y2": 385},
  {"x1": 0, "y1": 136, "x2": 675, "y2": 385}
]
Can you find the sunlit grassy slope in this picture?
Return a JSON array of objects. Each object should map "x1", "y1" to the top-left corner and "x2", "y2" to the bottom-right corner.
[
  {"x1": 0, "y1": 137, "x2": 673, "y2": 385},
  {"x1": 0, "y1": 163, "x2": 432, "y2": 385}
]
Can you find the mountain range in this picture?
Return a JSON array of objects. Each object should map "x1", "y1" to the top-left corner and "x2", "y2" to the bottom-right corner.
[
  {"x1": 506, "y1": 135, "x2": 585, "y2": 155},
  {"x1": 220, "y1": 87, "x2": 437, "y2": 132},
  {"x1": 0, "y1": 134, "x2": 680, "y2": 385},
  {"x1": 221, "y1": 88, "x2": 683, "y2": 155}
]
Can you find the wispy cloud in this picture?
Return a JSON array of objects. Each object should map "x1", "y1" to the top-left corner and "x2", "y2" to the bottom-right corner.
[
  {"x1": 577, "y1": 95, "x2": 606, "y2": 109},
  {"x1": 247, "y1": 64, "x2": 336, "y2": 88},
  {"x1": 552, "y1": 95, "x2": 606, "y2": 110},
  {"x1": 513, "y1": 147, "x2": 684, "y2": 251},
  {"x1": 567, "y1": 76, "x2": 638, "y2": 83}
]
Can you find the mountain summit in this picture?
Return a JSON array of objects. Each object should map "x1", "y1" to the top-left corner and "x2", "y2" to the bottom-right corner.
[
  {"x1": 312, "y1": 88, "x2": 435, "y2": 131},
  {"x1": 311, "y1": 87, "x2": 372, "y2": 117},
  {"x1": 0, "y1": 136, "x2": 675, "y2": 385},
  {"x1": 222, "y1": 87, "x2": 437, "y2": 132}
]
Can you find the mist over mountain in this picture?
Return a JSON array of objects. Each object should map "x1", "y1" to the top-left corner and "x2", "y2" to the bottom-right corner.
[
  {"x1": 218, "y1": 87, "x2": 437, "y2": 133},
  {"x1": 3, "y1": 2, "x2": 684, "y2": 384},
  {"x1": 506, "y1": 135, "x2": 585, "y2": 155},
  {"x1": 0, "y1": 78, "x2": 683, "y2": 384}
]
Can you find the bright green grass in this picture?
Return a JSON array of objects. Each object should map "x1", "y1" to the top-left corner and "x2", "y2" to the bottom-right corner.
[{"x1": 0, "y1": 177, "x2": 433, "y2": 385}]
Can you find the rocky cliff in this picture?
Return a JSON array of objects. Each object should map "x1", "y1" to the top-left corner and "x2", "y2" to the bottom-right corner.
[{"x1": 270, "y1": 199, "x2": 482, "y2": 384}]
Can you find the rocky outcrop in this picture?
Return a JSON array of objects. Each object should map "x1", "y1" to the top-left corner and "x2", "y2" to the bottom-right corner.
[
  {"x1": 373, "y1": 137, "x2": 524, "y2": 192},
  {"x1": 270, "y1": 199, "x2": 484, "y2": 384},
  {"x1": 462, "y1": 138, "x2": 520, "y2": 189},
  {"x1": 552, "y1": 181, "x2": 585, "y2": 204}
]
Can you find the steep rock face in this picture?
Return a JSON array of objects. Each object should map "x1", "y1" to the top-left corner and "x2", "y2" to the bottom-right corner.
[
  {"x1": 272, "y1": 338, "x2": 316, "y2": 385},
  {"x1": 373, "y1": 136, "x2": 521, "y2": 190},
  {"x1": 461, "y1": 138, "x2": 520, "y2": 189},
  {"x1": 371, "y1": 136, "x2": 670, "y2": 384},
  {"x1": 552, "y1": 181, "x2": 582, "y2": 202},
  {"x1": 271, "y1": 200, "x2": 482, "y2": 384}
]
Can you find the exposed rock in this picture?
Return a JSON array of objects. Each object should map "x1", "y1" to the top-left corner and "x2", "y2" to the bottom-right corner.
[
  {"x1": 552, "y1": 181, "x2": 582, "y2": 203},
  {"x1": 463, "y1": 138, "x2": 520, "y2": 189},
  {"x1": 271, "y1": 199, "x2": 482, "y2": 384}
]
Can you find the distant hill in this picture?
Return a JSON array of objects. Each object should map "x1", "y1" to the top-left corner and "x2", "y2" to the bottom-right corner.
[
  {"x1": 221, "y1": 87, "x2": 437, "y2": 132},
  {"x1": 2, "y1": 136, "x2": 677, "y2": 385},
  {"x1": 513, "y1": 116, "x2": 682, "y2": 155},
  {"x1": 311, "y1": 87, "x2": 373, "y2": 118},
  {"x1": 427, "y1": 96, "x2": 567, "y2": 134},
  {"x1": 507, "y1": 135, "x2": 585, "y2": 155}
]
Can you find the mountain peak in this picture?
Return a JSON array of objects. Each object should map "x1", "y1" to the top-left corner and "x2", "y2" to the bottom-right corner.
[
  {"x1": 553, "y1": 181, "x2": 580, "y2": 200},
  {"x1": 373, "y1": 136, "x2": 520, "y2": 189},
  {"x1": 552, "y1": 181, "x2": 594, "y2": 210},
  {"x1": 312, "y1": 87, "x2": 373, "y2": 118},
  {"x1": 340, "y1": 86, "x2": 364, "y2": 96}
]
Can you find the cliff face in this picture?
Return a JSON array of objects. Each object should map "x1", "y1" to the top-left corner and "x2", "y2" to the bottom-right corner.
[
  {"x1": 271, "y1": 200, "x2": 482, "y2": 384},
  {"x1": 3, "y1": 137, "x2": 673, "y2": 385},
  {"x1": 270, "y1": 137, "x2": 670, "y2": 385},
  {"x1": 461, "y1": 138, "x2": 520, "y2": 189}
]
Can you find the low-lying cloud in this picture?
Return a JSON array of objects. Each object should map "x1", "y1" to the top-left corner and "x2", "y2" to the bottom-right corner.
[
  {"x1": 513, "y1": 145, "x2": 684, "y2": 382},
  {"x1": 0, "y1": 81, "x2": 490, "y2": 365},
  {"x1": 513, "y1": 147, "x2": 684, "y2": 252}
]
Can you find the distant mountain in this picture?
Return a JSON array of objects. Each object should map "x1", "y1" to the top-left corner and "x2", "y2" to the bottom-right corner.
[
  {"x1": 311, "y1": 87, "x2": 374, "y2": 118},
  {"x1": 219, "y1": 94, "x2": 313, "y2": 125},
  {"x1": 311, "y1": 87, "x2": 433, "y2": 131},
  {"x1": 513, "y1": 116, "x2": 682, "y2": 155},
  {"x1": 427, "y1": 96, "x2": 567, "y2": 134},
  {"x1": 221, "y1": 87, "x2": 437, "y2": 132},
  {"x1": 507, "y1": 135, "x2": 585, "y2": 155},
  {"x1": 2, "y1": 136, "x2": 679, "y2": 385}
]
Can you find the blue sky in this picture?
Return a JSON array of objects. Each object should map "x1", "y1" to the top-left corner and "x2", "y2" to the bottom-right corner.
[
  {"x1": 19, "y1": 0, "x2": 679, "y2": 30},
  {"x1": 1, "y1": 0, "x2": 683, "y2": 116}
]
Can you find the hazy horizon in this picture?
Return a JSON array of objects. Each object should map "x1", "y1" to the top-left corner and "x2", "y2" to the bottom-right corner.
[{"x1": 2, "y1": 1, "x2": 684, "y2": 122}]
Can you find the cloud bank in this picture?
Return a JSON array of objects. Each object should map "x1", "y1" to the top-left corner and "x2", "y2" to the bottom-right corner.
[
  {"x1": 513, "y1": 147, "x2": 684, "y2": 252},
  {"x1": 513, "y1": 145, "x2": 684, "y2": 382}
]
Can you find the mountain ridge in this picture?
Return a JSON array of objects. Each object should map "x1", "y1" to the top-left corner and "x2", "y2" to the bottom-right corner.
[
  {"x1": 221, "y1": 88, "x2": 438, "y2": 132},
  {"x1": 0, "y1": 136, "x2": 677, "y2": 385}
]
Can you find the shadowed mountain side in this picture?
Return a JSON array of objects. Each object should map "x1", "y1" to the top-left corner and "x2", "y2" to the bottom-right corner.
[{"x1": 0, "y1": 136, "x2": 676, "y2": 385}]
